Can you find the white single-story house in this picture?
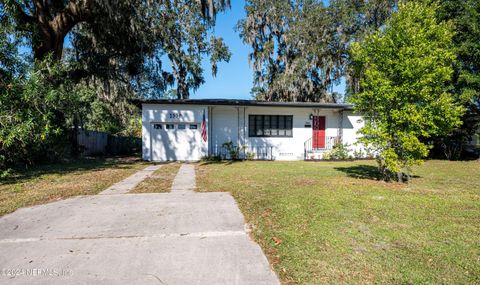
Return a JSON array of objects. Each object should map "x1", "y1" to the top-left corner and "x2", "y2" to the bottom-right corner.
[{"x1": 137, "y1": 99, "x2": 366, "y2": 161}]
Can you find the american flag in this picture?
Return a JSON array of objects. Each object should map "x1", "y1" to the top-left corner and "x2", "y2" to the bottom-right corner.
[{"x1": 201, "y1": 110, "x2": 207, "y2": 142}]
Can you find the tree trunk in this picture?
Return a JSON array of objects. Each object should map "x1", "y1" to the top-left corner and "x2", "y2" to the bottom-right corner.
[
  {"x1": 173, "y1": 62, "x2": 189, "y2": 99},
  {"x1": 33, "y1": 26, "x2": 67, "y2": 61},
  {"x1": 177, "y1": 68, "x2": 189, "y2": 99},
  {"x1": 13, "y1": 0, "x2": 94, "y2": 61},
  {"x1": 397, "y1": 171, "x2": 403, "y2": 183}
]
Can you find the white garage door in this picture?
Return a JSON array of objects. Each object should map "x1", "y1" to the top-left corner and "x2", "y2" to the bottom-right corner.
[{"x1": 151, "y1": 123, "x2": 203, "y2": 161}]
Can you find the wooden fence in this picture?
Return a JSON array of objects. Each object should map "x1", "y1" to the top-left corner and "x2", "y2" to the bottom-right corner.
[{"x1": 78, "y1": 129, "x2": 141, "y2": 156}]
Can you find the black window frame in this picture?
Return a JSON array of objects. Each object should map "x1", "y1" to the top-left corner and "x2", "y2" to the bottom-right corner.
[{"x1": 248, "y1": 115, "x2": 293, "y2": 138}]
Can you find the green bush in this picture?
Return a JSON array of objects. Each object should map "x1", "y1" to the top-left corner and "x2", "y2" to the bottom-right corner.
[
  {"x1": 201, "y1": 154, "x2": 222, "y2": 162},
  {"x1": 323, "y1": 143, "x2": 351, "y2": 160},
  {"x1": 221, "y1": 141, "x2": 246, "y2": 160},
  {"x1": 352, "y1": 149, "x2": 364, "y2": 159},
  {"x1": 245, "y1": 152, "x2": 256, "y2": 160},
  {"x1": 0, "y1": 59, "x2": 94, "y2": 176}
]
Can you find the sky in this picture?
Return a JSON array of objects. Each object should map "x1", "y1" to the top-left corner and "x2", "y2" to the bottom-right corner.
[
  {"x1": 191, "y1": 0, "x2": 346, "y2": 100},
  {"x1": 192, "y1": 0, "x2": 253, "y2": 99}
]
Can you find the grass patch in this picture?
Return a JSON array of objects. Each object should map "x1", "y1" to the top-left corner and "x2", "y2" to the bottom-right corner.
[
  {"x1": 196, "y1": 160, "x2": 480, "y2": 284},
  {"x1": 0, "y1": 156, "x2": 148, "y2": 216},
  {"x1": 130, "y1": 162, "x2": 181, "y2": 193}
]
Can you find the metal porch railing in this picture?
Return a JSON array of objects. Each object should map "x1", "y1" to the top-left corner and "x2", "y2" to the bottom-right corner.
[
  {"x1": 213, "y1": 143, "x2": 274, "y2": 160},
  {"x1": 304, "y1": 136, "x2": 340, "y2": 160}
]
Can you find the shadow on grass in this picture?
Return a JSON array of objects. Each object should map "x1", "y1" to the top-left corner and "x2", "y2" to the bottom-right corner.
[
  {"x1": 335, "y1": 164, "x2": 421, "y2": 181},
  {"x1": 198, "y1": 158, "x2": 278, "y2": 166},
  {"x1": 199, "y1": 160, "x2": 238, "y2": 166},
  {"x1": 1, "y1": 155, "x2": 143, "y2": 185},
  {"x1": 334, "y1": 165, "x2": 382, "y2": 180}
]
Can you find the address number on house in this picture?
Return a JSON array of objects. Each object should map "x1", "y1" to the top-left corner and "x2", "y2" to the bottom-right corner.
[{"x1": 168, "y1": 113, "x2": 183, "y2": 119}]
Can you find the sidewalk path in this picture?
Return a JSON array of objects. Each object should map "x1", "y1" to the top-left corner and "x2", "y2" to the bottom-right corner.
[
  {"x1": 0, "y1": 163, "x2": 280, "y2": 285},
  {"x1": 99, "y1": 164, "x2": 162, "y2": 195},
  {"x1": 171, "y1": 164, "x2": 196, "y2": 192}
]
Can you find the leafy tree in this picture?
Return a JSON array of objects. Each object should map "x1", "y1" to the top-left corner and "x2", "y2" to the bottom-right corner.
[
  {"x1": 435, "y1": 0, "x2": 480, "y2": 102},
  {"x1": 349, "y1": 1, "x2": 463, "y2": 181},
  {"x1": 238, "y1": 0, "x2": 396, "y2": 102},
  {"x1": 0, "y1": 0, "x2": 232, "y2": 167},
  {"x1": 2, "y1": 0, "x2": 232, "y2": 98},
  {"x1": 429, "y1": 0, "x2": 480, "y2": 159},
  {"x1": 0, "y1": 58, "x2": 93, "y2": 175},
  {"x1": 65, "y1": 1, "x2": 231, "y2": 130},
  {"x1": 0, "y1": 8, "x2": 26, "y2": 80},
  {"x1": 151, "y1": 0, "x2": 231, "y2": 99},
  {"x1": 1, "y1": 0, "x2": 230, "y2": 61}
]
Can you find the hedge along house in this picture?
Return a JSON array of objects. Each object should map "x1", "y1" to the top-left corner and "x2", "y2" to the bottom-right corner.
[{"x1": 136, "y1": 99, "x2": 366, "y2": 161}]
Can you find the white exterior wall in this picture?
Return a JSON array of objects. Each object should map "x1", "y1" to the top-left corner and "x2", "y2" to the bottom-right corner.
[
  {"x1": 210, "y1": 106, "x2": 241, "y2": 155},
  {"x1": 342, "y1": 111, "x2": 366, "y2": 155},
  {"x1": 210, "y1": 106, "x2": 356, "y2": 160},
  {"x1": 142, "y1": 104, "x2": 208, "y2": 161},
  {"x1": 142, "y1": 103, "x2": 365, "y2": 161}
]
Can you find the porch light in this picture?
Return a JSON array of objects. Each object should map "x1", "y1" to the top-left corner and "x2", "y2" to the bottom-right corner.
[{"x1": 309, "y1": 114, "x2": 313, "y2": 120}]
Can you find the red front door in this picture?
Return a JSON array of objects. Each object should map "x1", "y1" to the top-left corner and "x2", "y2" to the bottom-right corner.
[{"x1": 312, "y1": 116, "x2": 326, "y2": 149}]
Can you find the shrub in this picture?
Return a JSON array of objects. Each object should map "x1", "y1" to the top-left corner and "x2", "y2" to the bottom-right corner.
[
  {"x1": 221, "y1": 141, "x2": 246, "y2": 160},
  {"x1": 353, "y1": 149, "x2": 364, "y2": 159},
  {"x1": 245, "y1": 151, "x2": 256, "y2": 160},
  {"x1": 201, "y1": 154, "x2": 222, "y2": 162},
  {"x1": 349, "y1": 2, "x2": 463, "y2": 181},
  {"x1": 323, "y1": 143, "x2": 351, "y2": 160}
]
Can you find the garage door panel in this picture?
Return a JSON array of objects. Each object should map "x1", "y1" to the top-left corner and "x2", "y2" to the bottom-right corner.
[
  {"x1": 151, "y1": 123, "x2": 203, "y2": 161},
  {"x1": 151, "y1": 128, "x2": 167, "y2": 161}
]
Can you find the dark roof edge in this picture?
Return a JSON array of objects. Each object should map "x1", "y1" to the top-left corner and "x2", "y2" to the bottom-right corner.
[{"x1": 131, "y1": 99, "x2": 354, "y2": 110}]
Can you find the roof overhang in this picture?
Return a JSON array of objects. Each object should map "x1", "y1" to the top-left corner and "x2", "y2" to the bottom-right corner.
[{"x1": 131, "y1": 98, "x2": 354, "y2": 111}]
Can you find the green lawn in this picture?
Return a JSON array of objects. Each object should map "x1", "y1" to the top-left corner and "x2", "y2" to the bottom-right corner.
[
  {"x1": 0, "y1": 157, "x2": 148, "y2": 216},
  {"x1": 196, "y1": 160, "x2": 480, "y2": 284},
  {"x1": 130, "y1": 162, "x2": 181, "y2": 193}
]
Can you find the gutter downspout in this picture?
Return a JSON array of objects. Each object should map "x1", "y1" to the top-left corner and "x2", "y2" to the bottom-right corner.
[
  {"x1": 244, "y1": 107, "x2": 247, "y2": 153},
  {"x1": 236, "y1": 107, "x2": 241, "y2": 158},
  {"x1": 209, "y1": 106, "x2": 213, "y2": 156},
  {"x1": 243, "y1": 107, "x2": 247, "y2": 144},
  {"x1": 339, "y1": 109, "x2": 344, "y2": 144}
]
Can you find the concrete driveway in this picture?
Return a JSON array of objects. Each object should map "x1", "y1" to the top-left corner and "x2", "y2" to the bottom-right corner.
[{"x1": 0, "y1": 165, "x2": 279, "y2": 284}]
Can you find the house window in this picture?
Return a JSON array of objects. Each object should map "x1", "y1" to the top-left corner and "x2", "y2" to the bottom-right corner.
[
  {"x1": 153, "y1": 124, "x2": 162, "y2": 129},
  {"x1": 189, "y1": 124, "x2": 198, "y2": 130},
  {"x1": 178, "y1": 124, "x2": 186, "y2": 130},
  {"x1": 165, "y1": 124, "x2": 175, "y2": 130},
  {"x1": 248, "y1": 115, "x2": 293, "y2": 137}
]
